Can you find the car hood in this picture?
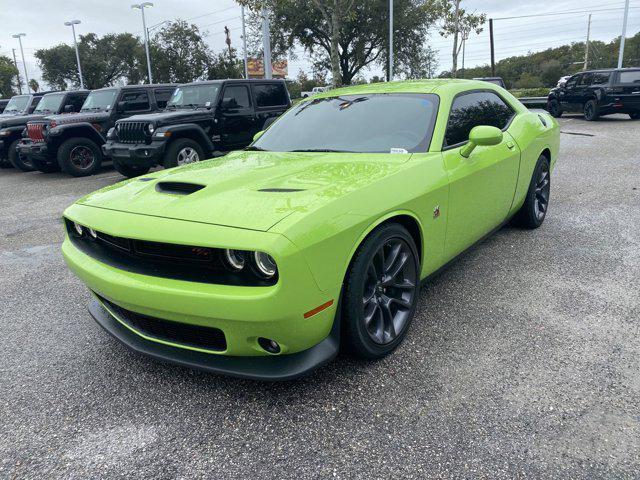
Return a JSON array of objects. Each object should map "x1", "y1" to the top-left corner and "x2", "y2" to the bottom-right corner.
[
  {"x1": 44, "y1": 111, "x2": 110, "y2": 125},
  {"x1": 76, "y1": 150, "x2": 412, "y2": 231},
  {"x1": 120, "y1": 109, "x2": 213, "y2": 125},
  {"x1": 0, "y1": 113, "x2": 47, "y2": 129}
]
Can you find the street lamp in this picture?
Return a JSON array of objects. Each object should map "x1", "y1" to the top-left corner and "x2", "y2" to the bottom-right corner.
[
  {"x1": 64, "y1": 20, "x2": 85, "y2": 89},
  {"x1": 12, "y1": 33, "x2": 30, "y2": 94},
  {"x1": 132, "y1": 2, "x2": 154, "y2": 84}
]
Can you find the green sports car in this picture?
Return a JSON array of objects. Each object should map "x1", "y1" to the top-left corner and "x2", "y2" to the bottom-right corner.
[{"x1": 62, "y1": 79, "x2": 559, "y2": 380}]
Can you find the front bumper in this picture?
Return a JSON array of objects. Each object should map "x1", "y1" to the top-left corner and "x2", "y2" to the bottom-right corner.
[
  {"x1": 62, "y1": 204, "x2": 341, "y2": 379},
  {"x1": 18, "y1": 140, "x2": 53, "y2": 163},
  {"x1": 89, "y1": 296, "x2": 340, "y2": 380},
  {"x1": 103, "y1": 140, "x2": 166, "y2": 167}
]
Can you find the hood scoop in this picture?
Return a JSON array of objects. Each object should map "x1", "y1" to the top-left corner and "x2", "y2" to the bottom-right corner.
[
  {"x1": 257, "y1": 188, "x2": 306, "y2": 193},
  {"x1": 156, "y1": 181, "x2": 206, "y2": 195}
]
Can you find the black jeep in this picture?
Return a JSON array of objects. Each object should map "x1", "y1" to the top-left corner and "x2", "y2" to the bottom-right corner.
[
  {"x1": 547, "y1": 68, "x2": 640, "y2": 121},
  {"x1": 0, "y1": 90, "x2": 88, "y2": 171},
  {"x1": 103, "y1": 79, "x2": 290, "y2": 178},
  {"x1": 21, "y1": 84, "x2": 176, "y2": 176}
]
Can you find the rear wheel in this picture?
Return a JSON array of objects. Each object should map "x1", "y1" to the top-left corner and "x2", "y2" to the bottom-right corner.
[
  {"x1": 583, "y1": 99, "x2": 599, "y2": 121},
  {"x1": 342, "y1": 223, "x2": 420, "y2": 359},
  {"x1": 113, "y1": 159, "x2": 150, "y2": 178},
  {"x1": 8, "y1": 140, "x2": 34, "y2": 172},
  {"x1": 630, "y1": 112, "x2": 640, "y2": 120},
  {"x1": 512, "y1": 155, "x2": 551, "y2": 229},
  {"x1": 57, "y1": 138, "x2": 103, "y2": 177},
  {"x1": 547, "y1": 99, "x2": 562, "y2": 118},
  {"x1": 163, "y1": 138, "x2": 205, "y2": 169}
]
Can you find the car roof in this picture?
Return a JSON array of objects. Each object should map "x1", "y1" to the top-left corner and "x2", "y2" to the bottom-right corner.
[
  {"x1": 178, "y1": 79, "x2": 286, "y2": 87},
  {"x1": 309, "y1": 79, "x2": 502, "y2": 97},
  {"x1": 92, "y1": 84, "x2": 178, "y2": 92}
]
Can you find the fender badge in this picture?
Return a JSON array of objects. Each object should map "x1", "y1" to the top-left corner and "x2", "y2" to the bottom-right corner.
[{"x1": 433, "y1": 205, "x2": 440, "y2": 219}]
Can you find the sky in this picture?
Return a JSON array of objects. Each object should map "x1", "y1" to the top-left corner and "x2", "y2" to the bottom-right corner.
[{"x1": 0, "y1": 0, "x2": 638, "y2": 89}]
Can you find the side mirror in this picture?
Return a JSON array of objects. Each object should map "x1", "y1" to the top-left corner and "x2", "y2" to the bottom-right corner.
[
  {"x1": 64, "y1": 104, "x2": 74, "y2": 113},
  {"x1": 460, "y1": 126, "x2": 503, "y2": 158},
  {"x1": 253, "y1": 130, "x2": 265, "y2": 142},
  {"x1": 116, "y1": 101, "x2": 126, "y2": 113}
]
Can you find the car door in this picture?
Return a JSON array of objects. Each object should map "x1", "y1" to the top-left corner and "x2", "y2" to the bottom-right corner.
[
  {"x1": 217, "y1": 84, "x2": 255, "y2": 148},
  {"x1": 560, "y1": 74, "x2": 582, "y2": 110},
  {"x1": 441, "y1": 90, "x2": 521, "y2": 258},
  {"x1": 251, "y1": 82, "x2": 290, "y2": 134},
  {"x1": 575, "y1": 72, "x2": 594, "y2": 107}
]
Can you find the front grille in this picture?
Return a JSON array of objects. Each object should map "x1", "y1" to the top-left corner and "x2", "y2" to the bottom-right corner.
[
  {"x1": 97, "y1": 294, "x2": 227, "y2": 352},
  {"x1": 27, "y1": 123, "x2": 45, "y2": 142},
  {"x1": 117, "y1": 121, "x2": 149, "y2": 144},
  {"x1": 64, "y1": 219, "x2": 277, "y2": 287}
]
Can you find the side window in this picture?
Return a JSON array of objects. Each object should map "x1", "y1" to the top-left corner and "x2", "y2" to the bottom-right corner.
[
  {"x1": 579, "y1": 73, "x2": 593, "y2": 86},
  {"x1": 221, "y1": 85, "x2": 251, "y2": 109},
  {"x1": 121, "y1": 91, "x2": 150, "y2": 112},
  {"x1": 154, "y1": 89, "x2": 174, "y2": 109},
  {"x1": 68, "y1": 95, "x2": 86, "y2": 112},
  {"x1": 592, "y1": 72, "x2": 611, "y2": 85},
  {"x1": 253, "y1": 83, "x2": 288, "y2": 108},
  {"x1": 565, "y1": 75, "x2": 580, "y2": 89},
  {"x1": 28, "y1": 97, "x2": 41, "y2": 114},
  {"x1": 444, "y1": 91, "x2": 515, "y2": 147}
]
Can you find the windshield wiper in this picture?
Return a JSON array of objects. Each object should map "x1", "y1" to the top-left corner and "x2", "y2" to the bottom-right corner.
[
  {"x1": 245, "y1": 146, "x2": 267, "y2": 151},
  {"x1": 289, "y1": 148, "x2": 352, "y2": 153}
]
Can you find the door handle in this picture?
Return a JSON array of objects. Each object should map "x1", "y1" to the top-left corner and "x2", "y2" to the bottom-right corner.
[{"x1": 506, "y1": 141, "x2": 515, "y2": 150}]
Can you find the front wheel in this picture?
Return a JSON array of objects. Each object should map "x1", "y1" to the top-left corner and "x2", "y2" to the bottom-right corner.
[
  {"x1": 584, "y1": 99, "x2": 599, "y2": 121},
  {"x1": 113, "y1": 159, "x2": 150, "y2": 178},
  {"x1": 163, "y1": 138, "x2": 205, "y2": 169},
  {"x1": 8, "y1": 140, "x2": 34, "y2": 172},
  {"x1": 629, "y1": 112, "x2": 640, "y2": 120},
  {"x1": 512, "y1": 155, "x2": 551, "y2": 229},
  {"x1": 57, "y1": 138, "x2": 103, "y2": 177},
  {"x1": 342, "y1": 223, "x2": 420, "y2": 359},
  {"x1": 547, "y1": 99, "x2": 562, "y2": 118}
]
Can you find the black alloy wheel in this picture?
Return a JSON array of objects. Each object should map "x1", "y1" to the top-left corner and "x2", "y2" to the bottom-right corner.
[
  {"x1": 547, "y1": 99, "x2": 562, "y2": 118},
  {"x1": 584, "y1": 100, "x2": 599, "y2": 121},
  {"x1": 534, "y1": 161, "x2": 550, "y2": 222},
  {"x1": 512, "y1": 155, "x2": 551, "y2": 229}
]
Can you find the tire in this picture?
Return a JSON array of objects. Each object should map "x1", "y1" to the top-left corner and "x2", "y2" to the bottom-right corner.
[
  {"x1": 629, "y1": 112, "x2": 640, "y2": 120},
  {"x1": 113, "y1": 159, "x2": 150, "y2": 178},
  {"x1": 342, "y1": 223, "x2": 420, "y2": 359},
  {"x1": 512, "y1": 155, "x2": 551, "y2": 229},
  {"x1": 0, "y1": 155, "x2": 12, "y2": 169},
  {"x1": 583, "y1": 99, "x2": 599, "y2": 121},
  {"x1": 547, "y1": 99, "x2": 562, "y2": 118},
  {"x1": 163, "y1": 138, "x2": 205, "y2": 169},
  {"x1": 57, "y1": 137, "x2": 103, "y2": 177},
  {"x1": 31, "y1": 156, "x2": 61, "y2": 173},
  {"x1": 8, "y1": 140, "x2": 34, "y2": 172}
]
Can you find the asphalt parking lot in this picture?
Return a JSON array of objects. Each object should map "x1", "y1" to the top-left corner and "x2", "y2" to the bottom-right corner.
[{"x1": 1, "y1": 114, "x2": 639, "y2": 479}]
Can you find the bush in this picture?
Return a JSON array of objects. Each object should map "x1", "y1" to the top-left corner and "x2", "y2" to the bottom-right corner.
[{"x1": 509, "y1": 87, "x2": 551, "y2": 98}]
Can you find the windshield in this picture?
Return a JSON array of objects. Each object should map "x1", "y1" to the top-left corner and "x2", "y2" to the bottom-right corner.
[
  {"x1": 81, "y1": 89, "x2": 117, "y2": 112},
  {"x1": 253, "y1": 93, "x2": 439, "y2": 153},
  {"x1": 2, "y1": 95, "x2": 30, "y2": 114},
  {"x1": 167, "y1": 84, "x2": 221, "y2": 108},
  {"x1": 34, "y1": 93, "x2": 65, "y2": 114}
]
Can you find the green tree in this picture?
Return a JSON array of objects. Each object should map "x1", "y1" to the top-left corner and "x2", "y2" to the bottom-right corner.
[
  {"x1": 35, "y1": 33, "x2": 144, "y2": 89},
  {"x1": 0, "y1": 55, "x2": 19, "y2": 97},
  {"x1": 149, "y1": 20, "x2": 213, "y2": 83},
  {"x1": 240, "y1": 0, "x2": 439, "y2": 86},
  {"x1": 436, "y1": 0, "x2": 485, "y2": 77},
  {"x1": 28, "y1": 79, "x2": 40, "y2": 93},
  {"x1": 207, "y1": 48, "x2": 245, "y2": 80}
]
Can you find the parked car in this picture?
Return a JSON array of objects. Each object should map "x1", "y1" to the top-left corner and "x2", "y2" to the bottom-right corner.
[
  {"x1": 547, "y1": 68, "x2": 640, "y2": 121},
  {"x1": 61, "y1": 79, "x2": 559, "y2": 380},
  {"x1": 301, "y1": 86, "x2": 330, "y2": 98},
  {"x1": 21, "y1": 84, "x2": 176, "y2": 176},
  {"x1": 103, "y1": 79, "x2": 291, "y2": 178},
  {"x1": 0, "y1": 99, "x2": 9, "y2": 114},
  {"x1": 473, "y1": 77, "x2": 507, "y2": 88},
  {"x1": 0, "y1": 90, "x2": 89, "y2": 171},
  {"x1": 0, "y1": 92, "x2": 49, "y2": 118}
]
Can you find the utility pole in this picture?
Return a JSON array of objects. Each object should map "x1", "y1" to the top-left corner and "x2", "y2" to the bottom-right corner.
[
  {"x1": 225, "y1": 26, "x2": 232, "y2": 57},
  {"x1": 132, "y1": 2, "x2": 154, "y2": 84},
  {"x1": 65, "y1": 20, "x2": 85, "y2": 89},
  {"x1": 461, "y1": 37, "x2": 466, "y2": 77},
  {"x1": 617, "y1": 0, "x2": 630, "y2": 68},
  {"x1": 12, "y1": 48, "x2": 22, "y2": 94},
  {"x1": 489, "y1": 18, "x2": 495, "y2": 77},
  {"x1": 241, "y1": 5, "x2": 249, "y2": 79},
  {"x1": 12, "y1": 34, "x2": 30, "y2": 93},
  {"x1": 389, "y1": 0, "x2": 394, "y2": 81},
  {"x1": 583, "y1": 14, "x2": 592, "y2": 71},
  {"x1": 261, "y1": 7, "x2": 273, "y2": 79}
]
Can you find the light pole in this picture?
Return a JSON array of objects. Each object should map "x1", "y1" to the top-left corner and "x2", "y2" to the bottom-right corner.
[
  {"x1": 64, "y1": 20, "x2": 85, "y2": 89},
  {"x1": 132, "y1": 2, "x2": 154, "y2": 84},
  {"x1": 12, "y1": 49, "x2": 22, "y2": 94},
  {"x1": 241, "y1": 5, "x2": 249, "y2": 79},
  {"x1": 617, "y1": 0, "x2": 631, "y2": 68},
  {"x1": 389, "y1": 0, "x2": 393, "y2": 81},
  {"x1": 12, "y1": 33, "x2": 30, "y2": 93},
  {"x1": 261, "y1": 7, "x2": 273, "y2": 79}
]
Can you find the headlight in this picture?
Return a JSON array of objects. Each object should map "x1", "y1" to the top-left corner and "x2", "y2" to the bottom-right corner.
[
  {"x1": 73, "y1": 222, "x2": 84, "y2": 236},
  {"x1": 223, "y1": 249, "x2": 246, "y2": 271},
  {"x1": 253, "y1": 252, "x2": 277, "y2": 278},
  {"x1": 0, "y1": 130, "x2": 10, "y2": 137},
  {"x1": 88, "y1": 228, "x2": 98, "y2": 239},
  {"x1": 147, "y1": 123, "x2": 155, "y2": 134}
]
